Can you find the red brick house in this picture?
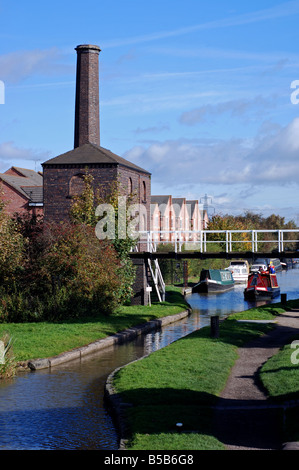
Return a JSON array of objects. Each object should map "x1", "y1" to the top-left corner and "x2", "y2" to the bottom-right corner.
[{"x1": 0, "y1": 166, "x2": 43, "y2": 217}]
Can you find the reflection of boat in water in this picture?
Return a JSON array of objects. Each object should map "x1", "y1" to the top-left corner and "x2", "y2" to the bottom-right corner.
[
  {"x1": 192, "y1": 269, "x2": 235, "y2": 293},
  {"x1": 280, "y1": 258, "x2": 294, "y2": 270},
  {"x1": 244, "y1": 269, "x2": 280, "y2": 300},
  {"x1": 225, "y1": 260, "x2": 250, "y2": 283}
]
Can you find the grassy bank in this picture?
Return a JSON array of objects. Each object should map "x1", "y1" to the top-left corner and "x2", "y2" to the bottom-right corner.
[
  {"x1": 259, "y1": 330, "x2": 299, "y2": 443},
  {"x1": 112, "y1": 299, "x2": 299, "y2": 450},
  {"x1": 0, "y1": 286, "x2": 189, "y2": 363}
]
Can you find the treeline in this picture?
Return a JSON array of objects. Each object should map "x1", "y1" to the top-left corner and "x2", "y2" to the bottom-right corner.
[
  {"x1": 0, "y1": 176, "x2": 136, "y2": 323},
  {"x1": 209, "y1": 211, "x2": 297, "y2": 232},
  {"x1": 207, "y1": 211, "x2": 298, "y2": 251}
]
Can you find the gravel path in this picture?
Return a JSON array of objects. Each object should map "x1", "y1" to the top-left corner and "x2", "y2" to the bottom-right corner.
[{"x1": 213, "y1": 310, "x2": 299, "y2": 450}]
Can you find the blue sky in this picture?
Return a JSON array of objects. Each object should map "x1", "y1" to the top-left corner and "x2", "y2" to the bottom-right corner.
[{"x1": 1, "y1": 0, "x2": 299, "y2": 221}]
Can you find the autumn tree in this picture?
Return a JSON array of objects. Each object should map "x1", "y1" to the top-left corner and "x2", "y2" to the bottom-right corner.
[
  {"x1": 207, "y1": 214, "x2": 252, "y2": 251},
  {"x1": 0, "y1": 188, "x2": 25, "y2": 290},
  {"x1": 69, "y1": 172, "x2": 99, "y2": 226}
]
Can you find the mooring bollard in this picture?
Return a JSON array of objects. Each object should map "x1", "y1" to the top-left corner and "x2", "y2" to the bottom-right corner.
[
  {"x1": 211, "y1": 315, "x2": 219, "y2": 338},
  {"x1": 281, "y1": 293, "x2": 287, "y2": 305}
]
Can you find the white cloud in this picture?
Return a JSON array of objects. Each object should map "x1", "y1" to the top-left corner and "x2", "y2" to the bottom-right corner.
[
  {"x1": 102, "y1": 1, "x2": 299, "y2": 49},
  {"x1": 0, "y1": 141, "x2": 50, "y2": 169},
  {"x1": 0, "y1": 48, "x2": 73, "y2": 84},
  {"x1": 124, "y1": 117, "x2": 299, "y2": 188},
  {"x1": 179, "y1": 96, "x2": 277, "y2": 126}
]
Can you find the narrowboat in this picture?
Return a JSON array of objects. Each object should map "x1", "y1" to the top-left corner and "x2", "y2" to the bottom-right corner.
[
  {"x1": 254, "y1": 258, "x2": 282, "y2": 272},
  {"x1": 244, "y1": 269, "x2": 280, "y2": 300},
  {"x1": 192, "y1": 269, "x2": 235, "y2": 293},
  {"x1": 225, "y1": 260, "x2": 250, "y2": 283}
]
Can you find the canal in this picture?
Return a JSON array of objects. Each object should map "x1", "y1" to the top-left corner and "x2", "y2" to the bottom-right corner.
[{"x1": 0, "y1": 268, "x2": 298, "y2": 450}]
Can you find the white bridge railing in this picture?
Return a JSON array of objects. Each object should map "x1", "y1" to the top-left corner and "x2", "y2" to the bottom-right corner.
[{"x1": 135, "y1": 229, "x2": 299, "y2": 254}]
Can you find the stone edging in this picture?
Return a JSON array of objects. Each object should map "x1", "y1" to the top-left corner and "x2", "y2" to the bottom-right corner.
[
  {"x1": 26, "y1": 308, "x2": 191, "y2": 371},
  {"x1": 104, "y1": 357, "x2": 145, "y2": 450},
  {"x1": 104, "y1": 309, "x2": 195, "y2": 450}
]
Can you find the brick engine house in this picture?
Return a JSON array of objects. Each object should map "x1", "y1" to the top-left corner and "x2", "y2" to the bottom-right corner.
[
  {"x1": 42, "y1": 44, "x2": 151, "y2": 227},
  {"x1": 42, "y1": 44, "x2": 152, "y2": 305}
]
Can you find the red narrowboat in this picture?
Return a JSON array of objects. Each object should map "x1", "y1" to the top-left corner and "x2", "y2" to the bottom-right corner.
[{"x1": 244, "y1": 269, "x2": 280, "y2": 300}]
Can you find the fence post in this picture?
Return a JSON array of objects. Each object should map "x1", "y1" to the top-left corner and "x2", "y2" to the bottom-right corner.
[
  {"x1": 147, "y1": 231, "x2": 150, "y2": 252},
  {"x1": 211, "y1": 316, "x2": 220, "y2": 338}
]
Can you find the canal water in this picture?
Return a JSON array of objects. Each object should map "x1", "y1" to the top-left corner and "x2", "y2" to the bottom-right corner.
[{"x1": 0, "y1": 268, "x2": 298, "y2": 450}]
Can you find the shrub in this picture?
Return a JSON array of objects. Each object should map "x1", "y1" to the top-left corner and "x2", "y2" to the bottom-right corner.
[
  {"x1": 0, "y1": 207, "x2": 25, "y2": 290},
  {"x1": 27, "y1": 223, "x2": 124, "y2": 319},
  {"x1": 0, "y1": 332, "x2": 16, "y2": 379},
  {"x1": 0, "y1": 222, "x2": 126, "y2": 322}
]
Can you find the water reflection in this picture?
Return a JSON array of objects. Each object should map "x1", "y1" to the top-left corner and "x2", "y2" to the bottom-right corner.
[{"x1": 0, "y1": 268, "x2": 298, "y2": 450}]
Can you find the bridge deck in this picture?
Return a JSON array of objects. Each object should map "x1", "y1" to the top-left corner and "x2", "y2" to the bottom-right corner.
[{"x1": 130, "y1": 251, "x2": 299, "y2": 260}]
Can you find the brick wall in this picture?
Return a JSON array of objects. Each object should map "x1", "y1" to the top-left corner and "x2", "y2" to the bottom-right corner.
[
  {"x1": 131, "y1": 258, "x2": 148, "y2": 305},
  {"x1": 74, "y1": 45, "x2": 101, "y2": 148},
  {"x1": 43, "y1": 164, "x2": 117, "y2": 222},
  {"x1": 43, "y1": 164, "x2": 151, "y2": 230},
  {"x1": 0, "y1": 181, "x2": 42, "y2": 217},
  {"x1": 117, "y1": 166, "x2": 151, "y2": 231}
]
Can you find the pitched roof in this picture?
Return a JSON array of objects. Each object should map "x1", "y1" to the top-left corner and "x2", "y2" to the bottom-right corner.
[
  {"x1": 42, "y1": 142, "x2": 151, "y2": 175},
  {"x1": 186, "y1": 200, "x2": 198, "y2": 217},
  {"x1": 151, "y1": 195, "x2": 171, "y2": 205},
  {"x1": 21, "y1": 186, "x2": 43, "y2": 203},
  {"x1": 0, "y1": 167, "x2": 43, "y2": 203},
  {"x1": 150, "y1": 195, "x2": 172, "y2": 216}
]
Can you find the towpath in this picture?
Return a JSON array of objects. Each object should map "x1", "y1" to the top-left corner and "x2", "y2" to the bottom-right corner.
[{"x1": 213, "y1": 309, "x2": 299, "y2": 450}]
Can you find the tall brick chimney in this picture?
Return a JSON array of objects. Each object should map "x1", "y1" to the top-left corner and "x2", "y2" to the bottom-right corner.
[{"x1": 74, "y1": 44, "x2": 101, "y2": 148}]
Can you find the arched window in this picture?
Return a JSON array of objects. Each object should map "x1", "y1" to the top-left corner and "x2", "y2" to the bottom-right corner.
[
  {"x1": 68, "y1": 173, "x2": 85, "y2": 197},
  {"x1": 143, "y1": 181, "x2": 147, "y2": 202},
  {"x1": 128, "y1": 177, "x2": 133, "y2": 194}
]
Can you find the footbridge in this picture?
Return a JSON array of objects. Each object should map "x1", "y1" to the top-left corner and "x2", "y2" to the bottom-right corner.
[
  {"x1": 129, "y1": 229, "x2": 299, "y2": 305},
  {"x1": 130, "y1": 229, "x2": 299, "y2": 259}
]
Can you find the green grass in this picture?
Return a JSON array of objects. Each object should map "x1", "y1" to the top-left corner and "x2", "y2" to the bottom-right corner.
[
  {"x1": 0, "y1": 286, "x2": 190, "y2": 362},
  {"x1": 227, "y1": 300, "x2": 299, "y2": 321},
  {"x1": 260, "y1": 338, "x2": 299, "y2": 400},
  {"x1": 259, "y1": 332, "x2": 299, "y2": 443},
  {"x1": 113, "y1": 319, "x2": 274, "y2": 450}
]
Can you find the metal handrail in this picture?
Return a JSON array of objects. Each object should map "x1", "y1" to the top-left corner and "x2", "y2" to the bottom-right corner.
[{"x1": 136, "y1": 229, "x2": 299, "y2": 253}]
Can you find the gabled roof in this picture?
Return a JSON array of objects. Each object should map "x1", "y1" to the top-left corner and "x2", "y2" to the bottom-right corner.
[
  {"x1": 42, "y1": 142, "x2": 151, "y2": 175},
  {"x1": 151, "y1": 195, "x2": 171, "y2": 206},
  {"x1": 186, "y1": 200, "x2": 198, "y2": 217},
  {"x1": 150, "y1": 195, "x2": 172, "y2": 216},
  {"x1": 172, "y1": 198, "x2": 186, "y2": 217},
  {"x1": 0, "y1": 167, "x2": 43, "y2": 203}
]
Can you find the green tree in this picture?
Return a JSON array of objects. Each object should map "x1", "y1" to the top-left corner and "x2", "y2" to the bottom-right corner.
[
  {"x1": 207, "y1": 214, "x2": 252, "y2": 251},
  {"x1": 0, "y1": 188, "x2": 25, "y2": 290}
]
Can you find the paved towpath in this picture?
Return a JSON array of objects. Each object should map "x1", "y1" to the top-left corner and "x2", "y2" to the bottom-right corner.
[{"x1": 213, "y1": 309, "x2": 299, "y2": 450}]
